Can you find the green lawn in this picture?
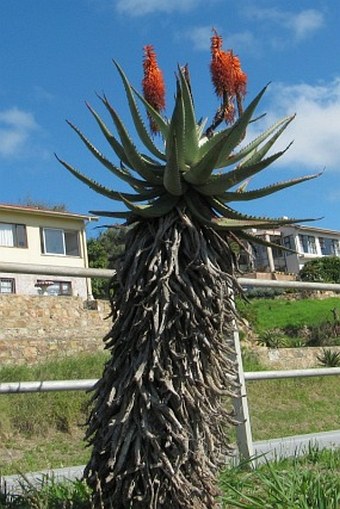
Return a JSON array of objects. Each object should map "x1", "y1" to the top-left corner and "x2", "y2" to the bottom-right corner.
[
  {"x1": 0, "y1": 352, "x2": 339, "y2": 475},
  {"x1": 237, "y1": 295, "x2": 340, "y2": 332}
]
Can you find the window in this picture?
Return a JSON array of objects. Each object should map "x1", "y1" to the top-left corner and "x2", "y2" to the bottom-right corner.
[
  {"x1": 48, "y1": 281, "x2": 72, "y2": 296},
  {"x1": 0, "y1": 223, "x2": 27, "y2": 248},
  {"x1": 0, "y1": 278, "x2": 15, "y2": 294},
  {"x1": 270, "y1": 238, "x2": 283, "y2": 259},
  {"x1": 283, "y1": 235, "x2": 294, "y2": 251},
  {"x1": 36, "y1": 280, "x2": 72, "y2": 296},
  {"x1": 41, "y1": 228, "x2": 80, "y2": 256},
  {"x1": 319, "y1": 237, "x2": 340, "y2": 256},
  {"x1": 298, "y1": 234, "x2": 317, "y2": 254}
]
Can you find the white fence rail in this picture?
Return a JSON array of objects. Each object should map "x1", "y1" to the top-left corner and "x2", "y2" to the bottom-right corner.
[
  {"x1": 1, "y1": 368, "x2": 340, "y2": 395},
  {"x1": 1, "y1": 261, "x2": 340, "y2": 461}
]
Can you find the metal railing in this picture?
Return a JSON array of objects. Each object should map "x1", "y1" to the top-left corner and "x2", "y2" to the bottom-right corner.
[{"x1": 1, "y1": 261, "x2": 340, "y2": 461}]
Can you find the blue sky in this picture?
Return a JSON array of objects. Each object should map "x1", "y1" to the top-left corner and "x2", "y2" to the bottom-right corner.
[{"x1": 1, "y1": 0, "x2": 340, "y2": 236}]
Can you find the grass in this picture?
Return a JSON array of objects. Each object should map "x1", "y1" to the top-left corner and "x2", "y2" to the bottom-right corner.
[
  {"x1": 1, "y1": 447, "x2": 339, "y2": 508},
  {"x1": 0, "y1": 475, "x2": 92, "y2": 508},
  {"x1": 219, "y1": 446, "x2": 340, "y2": 508},
  {"x1": 246, "y1": 375, "x2": 340, "y2": 441},
  {"x1": 0, "y1": 353, "x2": 108, "y2": 476},
  {"x1": 0, "y1": 351, "x2": 339, "y2": 476},
  {"x1": 237, "y1": 295, "x2": 340, "y2": 333}
]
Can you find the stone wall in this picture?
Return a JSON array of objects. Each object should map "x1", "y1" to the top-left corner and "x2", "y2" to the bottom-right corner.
[
  {"x1": 255, "y1": 345, "x2": 340, "y2": 370},
  {"x1": 1, "y1": 295, "x2": 340, "y2": 368},
  {"x1": 0, "y1": 295, "x2": 111, "y2": 365}
]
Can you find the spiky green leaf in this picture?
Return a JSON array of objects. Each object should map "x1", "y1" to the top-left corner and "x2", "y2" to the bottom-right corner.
[
  {"x1": 89, "y1": 210, "x2": 132, "y2": 219},
  {"x1": 55, "y1": 155, "x2": 160, "y2": 202},
  {"x1": 183, "y1": 133, "x2": 230, "y2": 185},
  {"x1": 132, "y1": 87, "x2": 169, "y2": 138},
  {"x1": 86, "y1": 102, "x2": 132, "y2": 168},
  {"x1": 100, "y1": 95, "x2": 162, "y2": 185},
  {"x1": 113, "y1": 60, "x2": 166, "y2": 161},
  {"x1": 218, "y1": 172, "x2": 322, "y2": 202},
  {"x1": 66, "y1": 120, "x2": 149, "y2": 189},
  {"x1": 178, "y1": 67, "x2": 199, "y2": 164},
  {"x1": 219, "y1": 115, "x2": 295, "y2": 169},
  {"x1": 121, "y1": 193, "x2": 179, "y2": 217},
  {"x1": 164, "y1": 132, "x2": 187, "y2": 196},
  {"x1": 197, "y1": 145, "x2": 291, "y2": 196}
]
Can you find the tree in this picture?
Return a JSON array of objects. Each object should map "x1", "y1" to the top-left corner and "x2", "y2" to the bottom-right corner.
[
  {"x1": 299, "y1": 256, "x2": 340, "y2": 283},
  {"x1": 57, "y1": 32, "x2": 318, "y2": 509},
  {"x1": 87, "y1": 227, "x2": 126, "y2": 299}
]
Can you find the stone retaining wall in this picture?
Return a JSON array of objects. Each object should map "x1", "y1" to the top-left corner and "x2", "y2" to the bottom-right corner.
[
  {"x1": 0, "y1": 295, "x2": 111, "y2": 365},
  {"x1": 255, "y1": 345, "x2": 340, "y2": 370},
  {"x1": 1, "y1": 295, "x2": 340, "y2": 368}
]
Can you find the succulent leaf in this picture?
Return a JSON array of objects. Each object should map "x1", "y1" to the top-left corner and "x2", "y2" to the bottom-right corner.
[
  {"x1": 212, "y1": 215, "x2": 315, "y2": 231},
  {"x1": 113, "y1": 60, "x2": 166, "y2": 162},
  {"x1": 55, "y1": 155, "x2": 160, "y2": 202},
  {"x1": 90, "y1": 210, "x2": 132, "y2": 219},
  {"x1": 85, "y1": 102, "x2": 132, "y2": 168},
  {"x1": 132, "y1": 86, "x2": 169, "y2": 138},
  {"x1": 198, "y1": 145, "x2": 292, "y2": 196},
  {"x1": 221, "y1": 115, "x2": 295, "y2": 169},
  {"x1": 218, "y1": 172, "x2": 322, "y2": 202},
  {"x1": 121, "y1": 193, "x2": 179, "y2": 217},
  {"x1": 184, "y1": 133, "x2": 230, "y2": 185},
  {"x1": 164, "y1": 132, "x2": 187, "y2": 196},
  {"x1": 99, "y1": 95, "x2": 162, "y2": 185},
  {"x1": 165, "y1": 80, "x2": 186, "y2": 172},
  {"x1": 65, "y1": 120, "x2": 149, "y2": 189},
  {"x1": 178, "y1": 68, "x2": 199, "y2": 164}
]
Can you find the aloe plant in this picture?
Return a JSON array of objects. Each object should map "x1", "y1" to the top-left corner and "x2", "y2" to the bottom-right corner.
[{"x1": 57, "y1": 34, "x2": 318, "y2": 509}]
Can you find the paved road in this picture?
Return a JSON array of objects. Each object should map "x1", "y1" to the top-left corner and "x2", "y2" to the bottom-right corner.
[{"x1": 2, "y1": 430, "x2": 340, "y2": 496}]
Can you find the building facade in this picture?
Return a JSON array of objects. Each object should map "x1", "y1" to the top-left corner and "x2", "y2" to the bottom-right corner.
[
  {"x1": 248, "y1": 224, "x2": 340, "y2": 276},
  {"x1": 0, "y1": 204, "x2": 97, "y2": 298}
]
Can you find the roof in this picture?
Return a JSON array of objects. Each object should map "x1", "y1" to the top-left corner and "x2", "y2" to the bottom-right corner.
[
  {"x1": 253, "y1": 224, "x2": 340, "y2": 237},
  {"x1": 0, "y1": 203, "x2": 98, "y2": 222},
  {"x1": 284, "y1": 224, "x2": 340, "y2": 237}
]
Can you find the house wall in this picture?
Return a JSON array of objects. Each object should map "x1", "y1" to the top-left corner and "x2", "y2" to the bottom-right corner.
[
  {"x1": 0, "y1": 208, "x2": 91, "y2": 298},
  {"x1": 279, "y1": 226, "x2": 340, "y2": 274},
  {"x1": 0, "y1": 272, "x2": 88, "y2": 297},
  {"x1": 0, "y1": 209, "x2": 86, "y2": 267}
]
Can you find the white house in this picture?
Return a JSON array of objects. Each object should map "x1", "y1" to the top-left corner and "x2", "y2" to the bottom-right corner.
[
  {"x1": 248, "y1": 224, "x2": 340, "y2": 276},
  {"x1": 0, "y1": 204, "x2": 97, "y2": 298}
]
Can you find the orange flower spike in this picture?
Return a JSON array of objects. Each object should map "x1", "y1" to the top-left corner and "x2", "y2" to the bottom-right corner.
[
  {"x1": 210, "y1": 30, "x2": 233, "y2": 98},
  {"x1": 210, "y1": 30, "x2": 247, "y2": 123},
  {"x1": 210, "y1": 30, "x2": 247, "y2": 99},
  {"x1": 142, "y1": 45, "x2": 165, "y2": 132},
  {"x1": 230, "y1": 53, "x2": 247, "y2": 97}
]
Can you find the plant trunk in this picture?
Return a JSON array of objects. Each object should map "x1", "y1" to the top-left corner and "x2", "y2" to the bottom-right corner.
[{"x1": 84, "y1": 208, "x2": 240, "y2": 508}]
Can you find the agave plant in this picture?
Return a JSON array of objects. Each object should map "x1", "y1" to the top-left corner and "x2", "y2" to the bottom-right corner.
[{"x1": 57, "y1": 33, "x2": 319, "y2": 509}]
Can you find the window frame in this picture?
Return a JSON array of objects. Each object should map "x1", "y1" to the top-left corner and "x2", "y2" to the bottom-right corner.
[
  {"x1": 41, "y1": 228, "x2": 81, "y2": 257},
  {"x1": 0, "y1": 222, "x2": 27, "y2": 248},
  {"x1": 0, "y1": 277, "x2": 16, "y2": 294}
]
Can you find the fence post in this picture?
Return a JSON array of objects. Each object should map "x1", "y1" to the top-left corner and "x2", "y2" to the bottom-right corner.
[{"x1": 232, "y1": 324, "x2": 254, "y2": 462}]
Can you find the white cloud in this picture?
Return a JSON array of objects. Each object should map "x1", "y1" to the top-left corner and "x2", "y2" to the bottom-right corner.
[
  {"x1": 291, "y1": 10, "x2": 325, "y2": 40},
  {"x1": 0, "y1": 107, "x2": 39, "y2": 157},
  {"x1": 181, "y1": 26, "x2": 212, "y2": 51},
  {"x1": 255, "y1": 78, "x2": 340, "y2": 170},
  {"x1": 246, "y1": 7, "x2": 324, "y2": 42},
  {"x1": 116, "y1": 0, "x2": 199, "y2": 16},
  {"x1": 180, "y1": 26, "x2": 259, "y2": 54}
]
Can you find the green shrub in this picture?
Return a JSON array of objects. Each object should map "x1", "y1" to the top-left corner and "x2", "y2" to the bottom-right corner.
[
  {"x1": 317, "y1": 348, "x2": 340, "y2": 367},
  {"x1": 257, "y1": 329, "x2": 289, "y2": 348},
  {"x1": 299, "y1": 256, "x2": 340, "y2": 284}
]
